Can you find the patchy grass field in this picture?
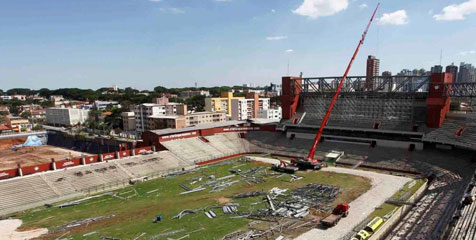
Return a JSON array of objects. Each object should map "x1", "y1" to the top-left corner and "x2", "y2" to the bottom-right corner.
[{"x1": 16, "y1": 160, "x2": 371, "y2": 240}]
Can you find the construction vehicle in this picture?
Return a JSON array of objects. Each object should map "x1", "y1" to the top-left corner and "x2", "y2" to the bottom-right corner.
[
  {"x1": 352, "y1": 230, "x2": 371, "y2": 240},
  {"x1": 351, "y1": 217, "x2": 383, "y2": 240},
  {"x1": 271, "y1": 160, "x2": 298, "y2": 174},
  {"x1": 364, "y1": 217, "x2": 383, "y2": 233},
  {"x1": 293, "y1": 3, "x2": 380, "y2": 170},
  {"x1": 320, "y1": 203, "x2": 349, "y2": 227}
]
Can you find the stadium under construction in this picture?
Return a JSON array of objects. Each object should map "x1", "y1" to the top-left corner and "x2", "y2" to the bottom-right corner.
[{"x1": 0, "y1": 72, "x2": 475, "y2": 240}]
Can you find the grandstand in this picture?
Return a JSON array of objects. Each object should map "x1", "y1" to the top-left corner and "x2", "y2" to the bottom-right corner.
[
  {"x1": 0, "y1": 150, "x2": 187, "y2": 216},
  {"x1": 446, "y1": 171, "x2": 476, "y2": 240},
  {"x1": 161, "y1": 132, "x2": 255, "y2": 164},
  {"x1": 0, "y1": 175, "x2": 59, "y2": 213},
  {"x1": 424, "y1": 119, "x2": 476, "y2": 150}
]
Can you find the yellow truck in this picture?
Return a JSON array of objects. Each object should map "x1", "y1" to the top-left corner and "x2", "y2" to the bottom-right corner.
[{"x1": 351, "y1": 217, "x2": 384, "y2": 240}]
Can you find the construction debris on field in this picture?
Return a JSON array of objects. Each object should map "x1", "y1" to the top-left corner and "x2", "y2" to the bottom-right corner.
[
  {"x1": 248, "y1": 184, "x2": 341, "y2": 219},
  {"x1": 173, "y1": 208, "x2": 203, "y2": 219},
  {"x1": 232, "y1": 191, "x2": 265, "y2": 199},
  {"x1": 51, "y1": 214, "x2": 116, "y2": 233}
]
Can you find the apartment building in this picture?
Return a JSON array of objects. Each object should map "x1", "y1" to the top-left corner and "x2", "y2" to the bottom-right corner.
[
  {"x1": 231, "y1": 95, "x2": 270, "y2": 121},
  {"x1": 5, "y1": 117, "x2": 31, "y2": 132},
  {"x1": 205, "y1": 92, "x2": 245, "y2": 115},
  {"x1": 46, "y1": 107, "x2": 90, "y2": 126},
  {"x1": 93, "y1": 101, "x2": 121, "y2": 110},
  {"x1": 185, "y1": 112, "x2": 226, "y2": 126},
  {"x1": 179, "y1": 90, "x2": 210, "y2": 99},
  {"x1": 146, "y1": 112, "x2": 226, "y2": 130},
  {"x1": 147, "y1": 115, "x2": 186, "y2": 130},
  {"x1": 134, "y1": 103, "x2": 187, "y2": 133},
  {"x1": 121, "y1": 112, "x2": 136, "y2": 133},
  {"x1": 257, "y1": 107, "x2": 282, "y2": 120}
]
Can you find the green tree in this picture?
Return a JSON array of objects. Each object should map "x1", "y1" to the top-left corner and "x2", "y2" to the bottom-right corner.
[
  {"x1": 38, "y1": 88, "x2": 51, "y2": 98},
  {"x1": 7, "y1": 88, "x2": 31, "y2": 95},
  {"x1": 154, "y1": 86, "x2": 168, "y2": 94},
  {"x1": 20, "y1": 111, "x2": 32, "y2": 119},
  {"x1": 186, "y1": 95, "x2": 206, "y2": 112},
  {"x1": 104, "y1": 108, "x2": 124, "y2": 130}
]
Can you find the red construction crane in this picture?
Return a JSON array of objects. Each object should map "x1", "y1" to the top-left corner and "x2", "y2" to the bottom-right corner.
[{"x1": 296, "y1": 3, "x2": 380, "y2": 169}]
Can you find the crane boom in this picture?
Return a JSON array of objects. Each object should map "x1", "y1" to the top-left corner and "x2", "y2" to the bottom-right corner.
[{"x1": 306, "y1": 3, "x2": 380, "y2": 162}]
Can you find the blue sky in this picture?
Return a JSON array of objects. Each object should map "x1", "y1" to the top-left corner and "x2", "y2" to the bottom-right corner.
[{"x1": 0, "y1": 0, "x2": 475, "y2": 90}]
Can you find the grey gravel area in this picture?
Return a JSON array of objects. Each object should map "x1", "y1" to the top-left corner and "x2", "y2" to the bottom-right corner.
[{"x1": 295, "y1": 167, "x2": 410, "y2": 240}]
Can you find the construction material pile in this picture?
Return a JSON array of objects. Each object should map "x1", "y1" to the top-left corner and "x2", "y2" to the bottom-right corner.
[{"x1": 250, "y1": 184, "x2": 341, "y2": 219}]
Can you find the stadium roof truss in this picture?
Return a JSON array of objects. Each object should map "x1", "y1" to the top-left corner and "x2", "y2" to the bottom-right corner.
[{"x1": 300, "y1": 76, "x2": 476, "y2": 98}]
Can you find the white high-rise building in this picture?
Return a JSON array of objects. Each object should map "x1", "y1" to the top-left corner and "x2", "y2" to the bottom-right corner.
[
  {"x1": 231, "y1": 98, "x2": 270, "y2": 121},
  {"x1": 46, "y1": 108, "x2": 90, "y2": 126},
  {"x1": 134, "y1": 103, "x2": 186, "y2": 133},
  {"x1": 257, "y1": 107, "x2": 282, "y2": 120}
]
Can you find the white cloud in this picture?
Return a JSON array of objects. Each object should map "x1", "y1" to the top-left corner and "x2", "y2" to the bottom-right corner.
[
  {"x1": 159, "y1": 8, "x2": 185, "y2": 14},
  {"x1": 377, "y1": 10, "x2": 409, "y2": 25},
  {"x1": 460, "y1": 50, "x2": 476, "y2": 56},
  {"x1": 149, "y1": 0, "x2": 162, "y2": 2},
  {"x1": 266, "y1": 36, "x2": 288, "y2": 41},
  {"x1": 285, "y1": 49, "x2": 294, "y2": 53},
  {"x1": 271, "y1": 9, "x2": 276, "y2": 13},
  {"x1": 433, "y1": 0, "x2": 476, "y2": 21},
  {"x1": 293, "y1": 0, "x2": 348, "y2": 19},
  {"x1": 359, "y1": 3, "x2": 368, "y2": 9}
]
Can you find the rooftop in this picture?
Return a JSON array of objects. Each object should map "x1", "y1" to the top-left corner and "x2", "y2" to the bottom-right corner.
[
  {"x1": 149, "y1": 120, "x2": 246, "y2": 136},
  {"x1": 147, "y1": 115, "x2": 182, "y2": 119}
]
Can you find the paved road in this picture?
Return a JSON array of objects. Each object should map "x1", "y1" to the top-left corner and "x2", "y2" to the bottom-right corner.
[{"x1": 295, "y1": 167, "x2": 411, "y2": 240}]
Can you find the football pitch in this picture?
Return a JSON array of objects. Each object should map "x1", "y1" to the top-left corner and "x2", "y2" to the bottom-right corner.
[{"x1": 15, "y1": 159, "x2": 372, "y2": 239}]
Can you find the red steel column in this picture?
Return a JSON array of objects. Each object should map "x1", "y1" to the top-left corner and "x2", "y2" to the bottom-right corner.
[
  {"x1": 426, "y1": 73, "x2": 453, "y2": 128},
  {"x1": 281, "y1": 76, "x2": 302, "y2": 120}
]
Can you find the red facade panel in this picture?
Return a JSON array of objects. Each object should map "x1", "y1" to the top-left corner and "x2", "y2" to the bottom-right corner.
[
  {"x1": 56, "y1": 159, "x2": 80, "y2": 169},
  {"x1": 22, "y1": 163, "x2": 51, "y2": 175},
  {"x1": 85, "y1": 155, "x2": 99, "y2": 164},
  {"x1": 222, "y1": 126, "x2": 260, "y2": 132},
  {"x1": 259, "y1": 125, "x2": 277, "y2": 132},
  {"x1": 103, "y1": 153, "x2": 116, "y2": 161},
  {"x1": 0, "y1": 169, "x2": 19, "y2": 179},
  {"x1": 120, "y1": 150, "x2": 131, "y2": 158},
  {"x1": 158, "y1": 131, "x2": 199, "y2": 142}
]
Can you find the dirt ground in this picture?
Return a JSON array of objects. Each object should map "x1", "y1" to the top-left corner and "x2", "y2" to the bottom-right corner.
[
  {"x1": 0, "y1": 138, "x2": 27, "y2": 151},
  {"x1": 0, "y1": 145, "x2": 90, "y2": 170},
  {"x1": 0, "y1": 219, "x2": 47, "y2": 240}
]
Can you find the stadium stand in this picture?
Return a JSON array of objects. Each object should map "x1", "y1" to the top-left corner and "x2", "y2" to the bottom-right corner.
[
  {"x1": 446, "y1": 171, "x2": 476, "y2": 240},
  {"x1": 161, "y1": 133, "x2": 257, "y2": 164},
  {"x1": 116, "y1": 151, "x2": 187, "y2": 177},
  {"x1": 0, "y1": 175, "x2": 59, "y2": 211},
  {"x1": 424, "y1": 119, "x2": 476, "y2": 150},
  {"x1": 0, "y1": 150, "x2": 187, "y2": 215},
  {"x1": 43, "y1": 162, "x2": 131, "y2": 194}
]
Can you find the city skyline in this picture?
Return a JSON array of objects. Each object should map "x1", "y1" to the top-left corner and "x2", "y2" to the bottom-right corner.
[{"x1": 1, "y1": 0, "x2": 476, "y2": 90}]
